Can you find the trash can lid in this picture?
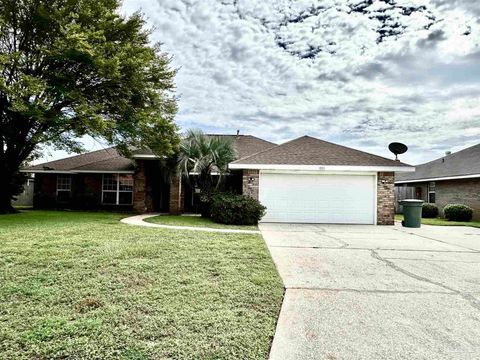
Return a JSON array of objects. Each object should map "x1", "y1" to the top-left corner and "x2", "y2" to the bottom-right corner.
[{"x1": 399, "y1": 199, "x2": 424, "y2": 204}]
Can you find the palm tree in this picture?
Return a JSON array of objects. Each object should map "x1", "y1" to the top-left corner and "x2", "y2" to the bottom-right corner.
[{"x1": 177, "y1": 129, "x2": 237, "y2": 215}]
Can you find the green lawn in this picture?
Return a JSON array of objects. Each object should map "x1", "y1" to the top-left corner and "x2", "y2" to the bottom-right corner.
[
  {"x1": 0, "y1": 211, "x2": 283, "y2": 359},
  {"x1": 395, "y1": 214, "x2": 480, "y2": 228},
  {"x1": 144, "y1": 215, "x2": 259, "y2": 230}
]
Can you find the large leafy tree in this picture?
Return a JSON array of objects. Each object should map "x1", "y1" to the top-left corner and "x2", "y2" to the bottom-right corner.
[
  {"x1": 177, "y1": 129, "x2": 237, "y2": 215},
  {"x1": 0, "y1": 0, "x2": 179, "y2": 213}
]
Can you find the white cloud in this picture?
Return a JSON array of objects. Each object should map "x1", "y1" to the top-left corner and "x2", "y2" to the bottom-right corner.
[{"x1": 37, "y1": 0, "x2": 480, "y2": 165}]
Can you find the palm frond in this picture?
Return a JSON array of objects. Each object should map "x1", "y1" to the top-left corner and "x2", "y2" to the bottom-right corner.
[{"x1": 176, "y1": 130, "x2": 237, "y2": 192}]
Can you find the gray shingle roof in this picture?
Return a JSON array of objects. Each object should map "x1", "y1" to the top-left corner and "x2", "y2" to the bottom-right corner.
[
  {"x1": 24, "y1": 135, "x2": 276, "y2": 173},
  {"x1": 132, "y1": 135, "x2": 275, "y2": 159},
  {"x1": 396, "y1": 143, "x2": 480, "y2": 182},
  {"x1": 130, "y1": 148, "x2": 155, "y2": 157},
  {"x1": 210, "y1": 134, "x2": 276, "y2": 159},
  {"x1": 24, "y1": 148, "x2": 135, "y2": 173},
  {"x1": 231, "y1": 136, "x2": 411, "y2": 167},
  {"x1": 132, "y1": 135, "x2": 275, "y2": 158}
]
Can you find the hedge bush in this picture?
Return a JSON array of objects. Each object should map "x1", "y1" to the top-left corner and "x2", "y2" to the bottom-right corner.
[
  {"x1": 210, "y1": 193, "x2": 266, "y2": 225},
  {"x1": 443, "y1": 204, "x2": 473, "y2": 222},
  {"x1": 422, "y1": 203, "x2": 439, "y2": 218}
]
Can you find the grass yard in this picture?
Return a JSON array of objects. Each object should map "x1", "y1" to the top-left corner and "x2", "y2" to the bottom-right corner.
[
  {"x1": 144, "y1": 215, "x2": 258, "y2": 230},
  {"x1": 395, "y1": 214, "x2": 480, "y2": 228},
  {"x1": 0, "y1": 211, "x2": 283, "y2": 359}
]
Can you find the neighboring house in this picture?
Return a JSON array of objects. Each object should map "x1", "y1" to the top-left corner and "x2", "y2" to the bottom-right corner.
[
  {"x1": 22, "y1": 134, "x2": 413, "y2": 225},
  {"x1": 395, "y1": 143, "x2": 480, "y2": 220}
]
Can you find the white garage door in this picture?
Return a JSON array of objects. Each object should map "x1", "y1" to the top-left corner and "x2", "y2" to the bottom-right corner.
[{"x1": 259, "y1": 172, "x2": 376, "y2": 224}]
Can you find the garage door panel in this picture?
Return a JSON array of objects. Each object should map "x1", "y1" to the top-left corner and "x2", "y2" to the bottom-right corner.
[{"x1": 259, "y1": 173, "x2": 375, "y2": 224}]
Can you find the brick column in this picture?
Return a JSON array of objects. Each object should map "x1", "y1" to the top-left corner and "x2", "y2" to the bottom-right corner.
[
  {"x1": 133, "y1": 161, "x2": 147, "y2": 213},
  {"x1": 377, "y1": 172, "x2": 395, "y2": 225},
  {"x1": 242, "y1": 169, "x2": 259, "y2": 200},
  {"x1": 133, "y1": 160, "x2": 155, "y2": 213},
  {"x1": 169, "y1": 176, "x2": 183, "y2": 215},
  {"x1": 133, "y1": 160, "x2": 153, "y2": 213}
]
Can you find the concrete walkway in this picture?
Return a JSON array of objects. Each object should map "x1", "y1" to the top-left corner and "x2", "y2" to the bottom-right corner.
[
  {"x1": 261, "y1": 223, "x2": 480, "y2": 359},
  {"x1": 121, "y1": 214, "x2": 260, "y2": 234}
]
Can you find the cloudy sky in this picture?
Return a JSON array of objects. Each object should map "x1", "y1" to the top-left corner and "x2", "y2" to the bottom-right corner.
[{"x1": 41, "y1": 0, "x2": 480, "y2": 165}]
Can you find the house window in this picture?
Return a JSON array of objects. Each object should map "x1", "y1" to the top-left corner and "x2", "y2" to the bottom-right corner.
[
  {"x1": 102, "y1": 174, "x2": 133, "y2": 205},
  {"x1": 57, "y1": 175, "x2": 71, "y2": 202},
  {"x1": 428, "y1": 182, "x2": 436, "y2": 204}
]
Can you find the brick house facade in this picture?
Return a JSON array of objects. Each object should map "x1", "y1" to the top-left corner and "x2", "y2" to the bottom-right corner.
[
  {"x1": 398, "y1": 178, "x2": 480, "y2": 220},
  {"x1": 25, "y1": 134, "x2": 409, "y2": 225},
  {"x1": 377, "y1": 172, "x2": 395, "y2": 225},
  {"x1": 396, "y1": 143, "x2": 480, "y2": 221},
  {"x1": 242, "y1": 169, "x2": 397, "y2": 225},
  {"x1": 242, "y1": 169, "x2": 260, "y2": 200}
]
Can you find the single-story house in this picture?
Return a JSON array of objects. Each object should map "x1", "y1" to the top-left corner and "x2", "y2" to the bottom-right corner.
[
  {"x1": 22, "y1": 134, "x2": 275, "y2": 214},
  {"x1": 395, "y1": 143, "x2": 480, "y2": 220},
  {"x1": 23, "y1": 134, "x2": 413, "y2": 225}
]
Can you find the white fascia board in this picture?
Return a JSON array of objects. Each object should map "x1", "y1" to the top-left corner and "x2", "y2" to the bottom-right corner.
[
  {"x1": 75, "y1": 170, "x2": 135, "y2": 174},
  {"x1": 229, "y1": 163, "x2": 415, "y2": 172},
  {"x1": 19, "y1": 170, "x2": 76, "y2": 174},
  {"x1": 20, "y1": 169, "x2": 135, "y2": 174},
  {"x1": 260, "y1": 169, "x2": 377, "y2": 176},
  {"x1": 132, "y1": 154, "x2": 161, "y2": 159},
  {"x1": 395, "y1": 173, "x2": 480, "y2": 184}
]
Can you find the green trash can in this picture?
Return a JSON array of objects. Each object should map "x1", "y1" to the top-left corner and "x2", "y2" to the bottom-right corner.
[{"x1": 400, "y1": 199, "x2": 424, "y2": 228}]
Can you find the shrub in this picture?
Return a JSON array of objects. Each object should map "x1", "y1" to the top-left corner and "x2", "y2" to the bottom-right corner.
[
  {"x1": 422, "y1": 204, "x2": 439, "y2": 218},
  {"x1": 443, "y1": 204, "x2": 473, "y2": 222},
  {"x1": 210, "y1": 193, "x2": 266, "y2": 225}
]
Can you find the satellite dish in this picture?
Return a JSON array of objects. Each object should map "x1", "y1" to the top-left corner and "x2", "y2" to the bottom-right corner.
[{"x1": 388, "y1": 142, "x2": 408, "y2": 161}]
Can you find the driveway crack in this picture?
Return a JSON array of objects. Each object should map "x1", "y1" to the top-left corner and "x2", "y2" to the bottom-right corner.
[
  {"x1": 392, "y1": 228, "x2": 480, "y2": 253},
  {"x1": 371, "y1": 249, "x2": 480, "y2": 311},
  {"x1": 320, "y1": 232, "x2": 349, "y2": 248}
]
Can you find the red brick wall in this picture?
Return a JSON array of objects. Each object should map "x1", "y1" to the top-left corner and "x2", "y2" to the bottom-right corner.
[
  {"x1": 34, "y1": 173, "x2": 104, "y2": 209},
  {"x1": 78, "y1": 174, "x2": 102, "y2": 207},
  {"x1": 169, "y1": 176, "x2": 184, "y2": 215},
  {"x1": 133, "y1": 160, "x2": 155, "y2": 213},
  {"x1": 133, "y1": 161, "x2": 147, "y2": 212},
  {"x1": 430, "y1": 179, "x2": 479, "y2": 220},
  {"x1": 242, "y1": 169, "x2": 259, "y2": 200},
  {"x1": 403, "y1": 179, "x2": 480, "y2": 220},
  {"x1": 84, "y1": 175, "x2": 102, "y2": 193},
  {"x1": 377, "y1": 172, "x2": 395, "y2": 225},
  {"x1": 33, "y1": 174, "x2": 57, "y2": 208}
]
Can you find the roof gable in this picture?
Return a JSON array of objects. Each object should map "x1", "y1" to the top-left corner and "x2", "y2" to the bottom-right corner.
[
  {"x1": 132, "y1": 135, "x2": 276, "y2": 159},
  {"x1": 231, "y1": 136, "x2": 411, "y2": 168},
  {"x1": 396, "y1": 143, "x2": 480, "y2": 182},
  {"x1": 24, "y1": 148, "x2": 135, "y2": 173},
  {"x1": 23, "y1": 134, "x2": 276, "y2": 173},
  {"x1": 210, "y1": 134, "x2": 276, "y2": 159}
]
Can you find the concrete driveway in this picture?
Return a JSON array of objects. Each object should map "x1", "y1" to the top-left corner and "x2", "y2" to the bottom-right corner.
[{"x1": 260, "y1": 223, "x2": 480, "y2": 360}]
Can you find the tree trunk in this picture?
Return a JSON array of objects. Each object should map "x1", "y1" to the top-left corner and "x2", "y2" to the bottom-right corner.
[
  {"x1": 0, "y1": 183, "x2": 16, "y2": 214},
  {"x1": 0, "y1": 158, "x2": 24, "y2": 214}
]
